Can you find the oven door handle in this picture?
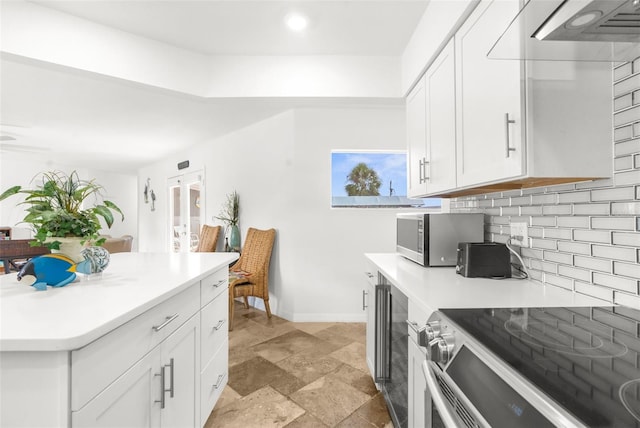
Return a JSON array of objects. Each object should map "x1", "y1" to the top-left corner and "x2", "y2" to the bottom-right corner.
[{"x1": 422, "y1": 360, "x2": 460, "y2": 428}]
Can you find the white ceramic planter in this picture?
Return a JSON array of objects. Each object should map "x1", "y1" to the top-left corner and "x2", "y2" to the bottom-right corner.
[{"x1": 48, "y1": 237, "x2": 89, "y2": 263}]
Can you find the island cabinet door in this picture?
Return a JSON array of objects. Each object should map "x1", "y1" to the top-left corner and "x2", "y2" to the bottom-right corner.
[
  {"x1": 72, "y1": 315, "x2": 200, "y2": 428},
  {"x1": 72, "y1": 348, "x2": 161, "y2": 428},
  {"x1": 160, "y1": 313, "x2": 200, "y2": 428}
]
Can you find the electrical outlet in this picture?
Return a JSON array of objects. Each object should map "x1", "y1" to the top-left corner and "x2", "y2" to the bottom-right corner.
[{"x1": 510, "y1": 222, "x2": 529, "y2": 247}]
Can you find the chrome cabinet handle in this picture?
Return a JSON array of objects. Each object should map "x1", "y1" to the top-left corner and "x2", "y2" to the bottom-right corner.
[
  {"x1": 422, "y1": 360, "x2": 460, "y2": 427},
  {"x1": 213, "y1": 319, "x2": 226, "y2": 331},
  {"x1": 167, "y1": 358, "x2": 175, "y2": 398},
  {"x1": 153, "y1": 314, "x2": 179, "y2": 332},
  {"x1": 213, "y1": 279, "x2": 226, "y2": 288},
  {"x1": 418, "y1": 158, "x2": 429, "y2": 183},
  {"x1": 362, "y1": 290, "x2": 368, "y2": 311},
  {"x1": 213, "y1": 374, "x2": 225, "y2": 389},
  {"x1": 154, "y1": 366, "x2": 166, "y2": 409},
  {"x1": 505, "y1": 113, "x2": 516, "y2": 158},
  {"x1": 423, "y1": 158, "x2": 429, "y2": 182}
]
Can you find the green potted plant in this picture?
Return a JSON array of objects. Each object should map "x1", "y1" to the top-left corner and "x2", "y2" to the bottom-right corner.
[
  {"x1": 215, "y1": 190, "x2": 240, "y2": 252},
  {"x1": 0, "y1": 170, "x2": 124, "y2": 261}
]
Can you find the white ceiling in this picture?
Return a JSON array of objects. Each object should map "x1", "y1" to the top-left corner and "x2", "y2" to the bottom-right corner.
[
  {"x1": 0, "y1": 1, "x2": 426, "y2": 173},
  {"x1": 31, "y1": 0, "x2": 427, "y2": 56}
]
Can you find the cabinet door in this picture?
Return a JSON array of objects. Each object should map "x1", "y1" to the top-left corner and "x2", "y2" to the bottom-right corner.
[
  {"x1": 456, "y1": 0, "x2": 523, "y2": 187},
  {"x1": 424, "y1": 38, "x2": 457, "y2": 194},
  {"x1": 363, "y1": 271, "x2": 376, "y2": 379},
  {"x1": 408, "y1": 336, "x2": 427, "y2": 428},
  {"x1": 72, "y1": 349, "x2": 161, "y2": 428},
  {"x1": 406, "y1": 76, "x2": 428, "y2": 198},
  {"x1": 161, "y1": 314, "x2": 200, "y2": 428}
]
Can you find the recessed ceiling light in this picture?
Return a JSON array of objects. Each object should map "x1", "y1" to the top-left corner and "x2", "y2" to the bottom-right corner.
[{"x1": 285, "y1": 13, "x2": 308, "y2": 32}]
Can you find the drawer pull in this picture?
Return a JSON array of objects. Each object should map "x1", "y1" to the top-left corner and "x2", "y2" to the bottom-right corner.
[
  {"x1": 212, "y1": 319, "x2": 226, "y2": 331},
  {"x1": 213, "y1": 279, "x2": 226, "y2": 288},
  {"x1": 213, "y1": 374, "x2": 225, "y2": 389},
  {"x1": 153, "y1": 314, "x2": 179, "y2": 332}
]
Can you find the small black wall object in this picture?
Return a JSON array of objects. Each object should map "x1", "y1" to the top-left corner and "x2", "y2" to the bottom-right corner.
[{"x1": 177, "y1": 160, "x2": 190, "y2": 170}]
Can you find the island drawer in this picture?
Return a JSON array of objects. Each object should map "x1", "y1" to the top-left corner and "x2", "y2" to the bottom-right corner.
[
  {"x1": 71, "y1": 283, "x2": 200, "y2": 411},
  {"x1": 200, "y1": 338, "x2": 228, "y2": 427},
  {"x1": 201, "y1": 267, "x2": 228, "y2": 305},
  {"x1": 201, "y1": 289, "x2": 228, "y2": 367}
]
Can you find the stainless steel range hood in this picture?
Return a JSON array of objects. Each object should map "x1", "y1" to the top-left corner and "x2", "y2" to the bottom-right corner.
[{"x1": 488, "y1": 0, "x2": 640, "y2": 61}]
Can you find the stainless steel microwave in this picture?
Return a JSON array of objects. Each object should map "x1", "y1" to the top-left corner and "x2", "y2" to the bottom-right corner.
[{"x1": 396, "y1": 213, "x2": 484, "y2": 266}]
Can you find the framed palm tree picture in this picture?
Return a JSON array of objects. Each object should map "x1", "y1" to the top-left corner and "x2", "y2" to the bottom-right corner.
[{"x1": 330, "y1": 150, "x2": 441, "y2": 208}]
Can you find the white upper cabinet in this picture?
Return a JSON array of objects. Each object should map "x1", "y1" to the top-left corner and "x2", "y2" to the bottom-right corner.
[
  {"x1": 408, "y1": 0, "x2": 612, "y2": 198},
  {"x1": 407, "y1": 39, "x2": 457, "y2": 197},
  {"x1": 455, "y1": 0, "x2": 523, "y2": 187},
  {"x1": 425, "y1": 39, "x2": 457, "y2": 194},
  {"x1": 407, "y1": 75, "x2": 428, "y2": 198}
]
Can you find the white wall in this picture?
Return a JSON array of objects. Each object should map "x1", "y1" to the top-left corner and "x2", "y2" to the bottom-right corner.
[
  {"x1": 0, "y1": 151, "x2": 138, "y2": 246},
  {"x1": 138, "y1": 105, "x2": 405, "y2": 321}
]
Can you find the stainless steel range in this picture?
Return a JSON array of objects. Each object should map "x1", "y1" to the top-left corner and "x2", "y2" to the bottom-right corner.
[{"x1": 421, "y1": 306, "x2": 640, "y2": 427}]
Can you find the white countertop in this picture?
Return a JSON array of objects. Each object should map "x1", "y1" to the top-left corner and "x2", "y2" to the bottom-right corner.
[
  {"x1": 366, "y1": 253, "x2": 611, "y2": 318},
  {"x1": 0, "y1": 252, "x2": 238, "y2": 352}
]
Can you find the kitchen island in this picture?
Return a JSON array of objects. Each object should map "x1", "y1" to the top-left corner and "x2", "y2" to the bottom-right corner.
[{"x1": 0, "y1": 251, "x2": 238, "y2": 428}]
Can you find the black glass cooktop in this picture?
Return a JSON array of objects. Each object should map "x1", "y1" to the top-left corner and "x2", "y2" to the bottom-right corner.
[{"x1": 441, "y1": 306, "x2": 640, "y2": 428}]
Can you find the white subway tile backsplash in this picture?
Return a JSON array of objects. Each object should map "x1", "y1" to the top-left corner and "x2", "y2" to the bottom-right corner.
[
  {"x1": 557, "y1": 216, "x2": 591, "y2": 228},
  {"x1": 531, "y1": 238, "x2": 557, "y2": 250},
  {"x1": 612, "y1": 201, "x2": 640, "y2": 215},
  {"x1": 557, "y1": 241, "x2": 591, "y2": 255},
  {"x1": 575, "y1": 281, "x2": 613, "y2": 302},
  {"x1": 511, "y1": 195, "x2": 531, "y2": 206},
  {"x1": 614, "y1": 74, "x2": 640, "y2": 97},
  {"x1": 614, "y1": 125, "x2": 634, "y2": 143},
  {"x1": 558, "y1": 265, "x2": 591, "y2": 282},
  {"x1": 543, "y1": 251, "x2": 573, "y2": 265},
  {"x1": 544, "y1": 228, "x2": 573, "y2": 240},
  {"x1": 531, "y1": 216, "x2": 557, "y2": 227},
  {"x1": 520, "y1": 248, "x2": 544, "y2": 259},
  {"x1": 572, "y1": 229, "x2": 611, "y2": 244},
  {"x1": 520, "y1": 206, "x2": 543, "y2": 215},
  {"x1": 501, "y1": 207, "x2": 520, "y2": 216},
  {"x1": 530, "y1": 259, "x2": 558, "y2": 274},
  {"x1": 614, "y1": 62, "x2": 633, "y2": 81},
  {"x1": 592, "y1": 245, "x2": 637, "y2": 262},
  {"x1": 593, "y1": 272, "x2": 638, "y2": 293},
  {"x1": 574, "y1": 255, "x2": 612, "y2": 273},
  {"x1": 615, "y1": 170, "x2": 640, "y2": 187},
  {"x1": 591, "y1": 186, "x2": 636, "y2": 201},
  {"x1": 613, "y1": 261, "x2": 640, "y2": 279},
  {"x1": 614, "y1": 155, "x2": 633, "y2": 171},
  {"x1": 574, "y1": 178, "x2": 614, "y2": 190},
  {"x1": 531, "y1": 194, "x2": 557, "y2": 205},
  {"x1": 558, "y1": 191, "x2": 591, "y2": 203},
  {"x1": 614, "y1": 291, "x2": 640, "y2": 308},
  {"x1": 591, "y1": 216, "x2": 637, "y2": 230},
  {"x1": 615, "y1": 94, "x2": 633, "y2": 111},
  {"x1": 542, "y1": 205, "x2": 572, "y2": 215},
  {"x1": 573, "y1": 203, "x2": 611, "y2": 215},
  {"x1": 612, "y1": 232, "x2": 640, "y2": 246},
  {"x1": 529, "y1": 227, "x2": 544, "y2": 238},
  {"x1": 544, "y1": 273, "x2": 573, "y2": 290},
  {"x1": 634, "y1": 122, "x2": 640, "y2": 137}
]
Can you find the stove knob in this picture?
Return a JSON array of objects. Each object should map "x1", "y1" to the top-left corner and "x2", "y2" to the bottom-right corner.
[
  {"x1": 421, "y1": 321, "x2": 441, "y2": 347},
  {"x1": 429, "y1": 334, "x2": 455, "y2": 365}
]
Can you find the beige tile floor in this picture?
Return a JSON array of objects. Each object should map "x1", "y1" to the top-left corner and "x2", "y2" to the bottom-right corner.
[{"x1": 205, "y1": 301, "x2": 392, "y2": 428}]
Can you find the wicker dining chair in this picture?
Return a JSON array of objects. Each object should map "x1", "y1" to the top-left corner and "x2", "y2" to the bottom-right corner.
[
  {"x1": 228, "y1": 227, "x2": 276, "y2": 330},
  {"x1": 195, "y1": 225, "x2": 221, "y2": 252}
]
